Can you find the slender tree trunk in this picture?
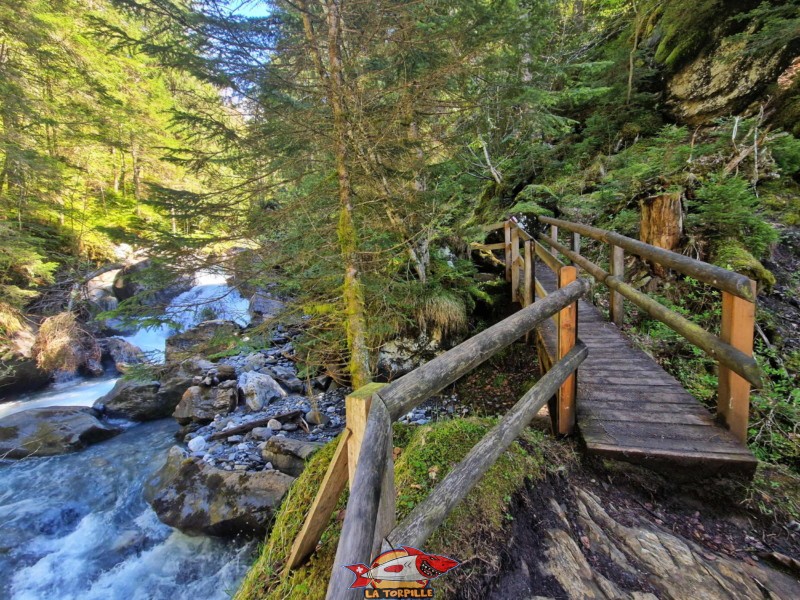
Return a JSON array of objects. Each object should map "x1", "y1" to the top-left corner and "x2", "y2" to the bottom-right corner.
[
  {"x1": 131, "y1": 136, "x2": 142, "y2": 217},
  {"x1": 111, "y1": 146, "x2": 120, "y2": 193},
  {"x1": 301, "y1": 0, "x2": 371, "y2": 387}
]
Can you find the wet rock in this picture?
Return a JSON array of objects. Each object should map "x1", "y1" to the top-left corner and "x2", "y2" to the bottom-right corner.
[
  {"x1": 145, "y1": 446, "x2": 295, "y2": 536},
  {"x1": 164, "y1": 320, "x2": 241, "y2": 363},
  {"x1": 237, "y1": 371, "x2": 286, "y2": 411},
  {"x1": 94, "y1": 379, "x2": 171, "y2": 421},
  {"x1": 0, "y1": 407, "x2": 120, "y2": 459},
  {"x1": 157, "y1": 356, "x2": 216, "y2": 406},
  {"x1": 261, "y1": 436, "x2": 323, "y2": 477},
  {"x1": 100, "y1": 337, "x2": 145, "y2": 373},
  {"x1": 172, "y1": 385, "x2": 237, "y2": 425},
  {"x1": 267, "y1": 419, "x2": 282, "y2": 431}
]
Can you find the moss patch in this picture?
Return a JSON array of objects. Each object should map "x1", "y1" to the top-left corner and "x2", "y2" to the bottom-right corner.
[
  {"x1": 235, "y1": 419, "x2": 563, "y2": 600},
  {"x1": 712, "y1": 240, "x2": 776, "y2": 290}
]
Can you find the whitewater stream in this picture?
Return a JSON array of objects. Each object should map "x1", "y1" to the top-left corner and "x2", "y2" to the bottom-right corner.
[{"x1": 0, "y1": 271, "x2": 254, "y2": 600}]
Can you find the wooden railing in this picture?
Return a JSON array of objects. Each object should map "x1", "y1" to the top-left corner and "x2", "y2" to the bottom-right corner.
[
  {"x1": 286, "y1": 279, "x2": 589, "y2": 599},
  {"x1": 526, "y1": 215, "x2": 761, "y2": 443}
]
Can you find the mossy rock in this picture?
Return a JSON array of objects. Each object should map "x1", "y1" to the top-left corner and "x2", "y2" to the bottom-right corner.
[
  {"x1": 712, "y1": 240, "x2": 776, "y2": 291},
  {"x1": 235, "y1": 419, "x2": 555, "y2": 600}
]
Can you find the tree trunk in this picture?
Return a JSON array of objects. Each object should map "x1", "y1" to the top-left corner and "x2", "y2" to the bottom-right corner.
[
  {"x1": 640, "y1": 191, "x2": 683, "y2": 276},
  {"x1": 322, "y1": 0, "x2": 371, "y2": 388},
  {"x1": 131, "y1": 137, "x2": 142, "y2": 217}
]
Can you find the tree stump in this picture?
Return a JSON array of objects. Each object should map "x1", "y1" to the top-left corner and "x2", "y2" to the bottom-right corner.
[{"x1": 640, "y1": 192, "x2": 683, "y2": 276}]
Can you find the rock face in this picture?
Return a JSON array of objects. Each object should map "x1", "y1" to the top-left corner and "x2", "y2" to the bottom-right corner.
[
  {"x1": 145, "y1": 446, "x2": 295, "y2": 536},
  {"x1": 0, "y1": 407, "x2": 120, "y2": 459},
  {"x1": 172, "y1": 383, "x2": 238, "y2": 425},
  {"x1": 94, "y1": 379, "x2": 170, "y2": 421},
  {"x1": 237, "y1": 371, "x2": 286, "y2": 411},
  {"x1": 157, "y1": 356, "x2": 216, "y2": 406},
  {"x1": 487, "y1": 481, "x2": 800, "y2": 600},
  {"x1": 100, "y1": 337, "x2": 144, "y2": 373},
  {"x1": 376, "y1": 334, "x2": 441, "y2": 379},
  {"x1": 260, "y1": 436, "x2": 323, "y2": 477},
  {"x1": 248, "y1": 290, "x2": 285, "y2": 323},
  {"x1": 86, "y1": 268, "x2": 120, "y2": 313},
  {"x1": 164, "y1": 320, "x2": 241, "y2": 363}
]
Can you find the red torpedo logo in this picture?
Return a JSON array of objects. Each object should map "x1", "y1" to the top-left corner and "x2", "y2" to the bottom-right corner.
[{"x1": 345, "y1": 546, "x2": 460, "y2": 590}]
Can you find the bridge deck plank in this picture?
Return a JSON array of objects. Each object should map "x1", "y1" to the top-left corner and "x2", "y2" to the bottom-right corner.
[{"x1": 533, "y1": 264, "x2": 756, "y2": 476}]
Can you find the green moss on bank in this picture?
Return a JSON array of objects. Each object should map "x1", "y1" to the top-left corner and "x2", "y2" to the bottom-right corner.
[{"x1": 235, "y1": 418, "x2": 563, "y2": 600}]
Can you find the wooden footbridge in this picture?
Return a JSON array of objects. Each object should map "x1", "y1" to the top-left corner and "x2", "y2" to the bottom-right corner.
[{"x1": 281, "y1": 215, "x2": 763, "y2": 599}]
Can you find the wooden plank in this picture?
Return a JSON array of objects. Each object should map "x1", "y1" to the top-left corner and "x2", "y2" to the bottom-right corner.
[
  {"x1": 511, "y1": 226, "x2": 520, "y2": 303},
  {"x1": 345, "y1": 383, "x2": 386, "y2": 486},
  {"x1": 557, "y1": 266, "x2": 578, "y2": 435},
  {"x1": 718, "y1": 284, "x2": 756, "y2": 442},
  {"x1": 580, "y1": 420, "x2": 747, "y2": 446},
  {"x1": 578, "y1": 374, "x2": 681, "y2": 386},
  {"x1": 571, "y1": 233, "x2": 581, "y2": 276},
  {"x1": 390, "y1": 343, "x2": 587, "y2": 549},
  {"x1": 579, "y1": 400, "x2": 715, "y2": 414},
  {"x1": 550, "y1": 224, "x2": 558, "y2": 243},
  {"x1": 504, "y1": 221, "x2": 512, "y2": 282},
  {"x1": 579, "y1": 409, "x2": 716, "y2": 426},
  {"x1": 287, "y1": 431, "x2": 350, "y2": 570},
  {"x1": 610, "y1": 245, "x2": 624, "y2": 326}
]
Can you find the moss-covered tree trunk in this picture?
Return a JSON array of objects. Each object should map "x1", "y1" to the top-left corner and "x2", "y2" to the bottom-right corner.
[{"x1": 317, "y1": 0, "x2": 371, "y2": 388}]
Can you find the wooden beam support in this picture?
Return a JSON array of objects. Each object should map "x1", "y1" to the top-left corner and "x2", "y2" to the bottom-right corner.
[
  {"x1": 287, "y1": 431, "x2": 351, "y2": 570},
  {"x1": 550, "y1": 224, "x2": 558, "y2": 243},
  {"x1": 557, "y1": 266, "x2": 578, "y2": 435},
  {"x1": 504, "y1": 221, "x2": 512, "y2": 282},
  {"x1": 571, "y1": 233, "x2": 581, "y2": 276},
  {"x1": 610, "y1": 245, "x2": 624, "y2": 327},
  {"x1": 524, "y1": 241, "x2": 533, "y2": 307},
  {"x1": 718, "y1": 284, "x2": 757, "y2": 442},
  {"x1": 511, "y1": 226, "x2": 520, "y2": 303}
]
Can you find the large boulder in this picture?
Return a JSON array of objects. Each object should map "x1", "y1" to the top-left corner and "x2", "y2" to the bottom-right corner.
[
  {"x1": 248, "y1": 290, "x2": 285, "y2": 323},
  {"x1": 144, "y1": 446, "x2": 295, "y2": 536},
  {"x1": 237, "y1": 371, "x2": 286, "y2": 411},
  {"x1": 0, "y1": 325, "x2": 52, "y2": 399},
  {"x1": 112, "y1": 259, "x2": 192, "y2": 306},
  {"x1": 265, "y1": 365, "x2": 304, "y2": 394},
  {"x1": 376, "y1": 334, "x2": 441, "y2": 379},
  {"x1": 0, "y1": 407, "x2": 120, "y2": 459},
  {"x1": 86, "y1": 268, "x2": 120, "y2": 313},
  {"x1": 94, "y1": 379, "x2": 173, "y2": 421},
  {"x1": 100, "y1": 338, "x2": 144, "y2": 373},
  {"x1": 164, "y1": 320, "x2": 241, "y2": 363},
  {"x1": 261, "y1": 436, "x2": 323, "y2": 477},
  {"x1": 172, "y1": 382, "x2": 238, "y2": 425},
  {"x1": 157, "y1": 356, "x2": 216, "y2": 406}
]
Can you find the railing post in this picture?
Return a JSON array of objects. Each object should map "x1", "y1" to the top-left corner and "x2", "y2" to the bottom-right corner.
[
  {"x1": 511, "y1": 225, "x2": 520, "y2": 303},
  {"x1": 557, "y1": 266, "x2": 578, "y2": 435},
  {"x1": 571, "y1": 232, "x2": 581, "y2": 276},
  {"x1": 504, "y1": 221, "x2": 512, "y2": 282},
  {"x1": 524, "y1": 240, "x2": 533, "y2": 307},
  {"x1": 550, "y1": 224, "x2": 558, "y2": 243},
  {"x1": 610, "y1": 245, "x2": 624, "y2": 326},
  {"x1": 718, "y1": 282, "x2": 757, "y2": 442},
  {"x1": 345, "y1": 383, "x2": 386, "y2": 486}
]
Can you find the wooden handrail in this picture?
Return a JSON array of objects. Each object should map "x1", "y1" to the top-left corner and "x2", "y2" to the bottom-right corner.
[
  {"x1": 387, "y1": 342, "x2": 588, "y2": 549},
  {"x1": 324, "y1": 280, "x2": 588, "y2": 599},
  {"x1": 537, "y1": 233, "x2": 763, "y2": 389},
  {"x1": 379, "y1": 279, "x2": 590, "y2": 420},
  {"x1": 537, "y1": 215, "x2": 756, "y2": 301}
]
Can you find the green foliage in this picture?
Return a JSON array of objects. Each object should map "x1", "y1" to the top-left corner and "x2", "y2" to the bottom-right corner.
[
  {"x1": 687, "y1": 177, "x2": 778, "y2": 258},
  {"x1": 771, "y1": 134, "x2": 800, "y2": 176},
  {"x1": 712, "y1": 241, "x2": 776, "y2": 290}
]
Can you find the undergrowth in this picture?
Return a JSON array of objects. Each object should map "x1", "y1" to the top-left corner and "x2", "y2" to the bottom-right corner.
[{"x1": 234, "y1": 419, "x2": 565, "y2": 600}]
